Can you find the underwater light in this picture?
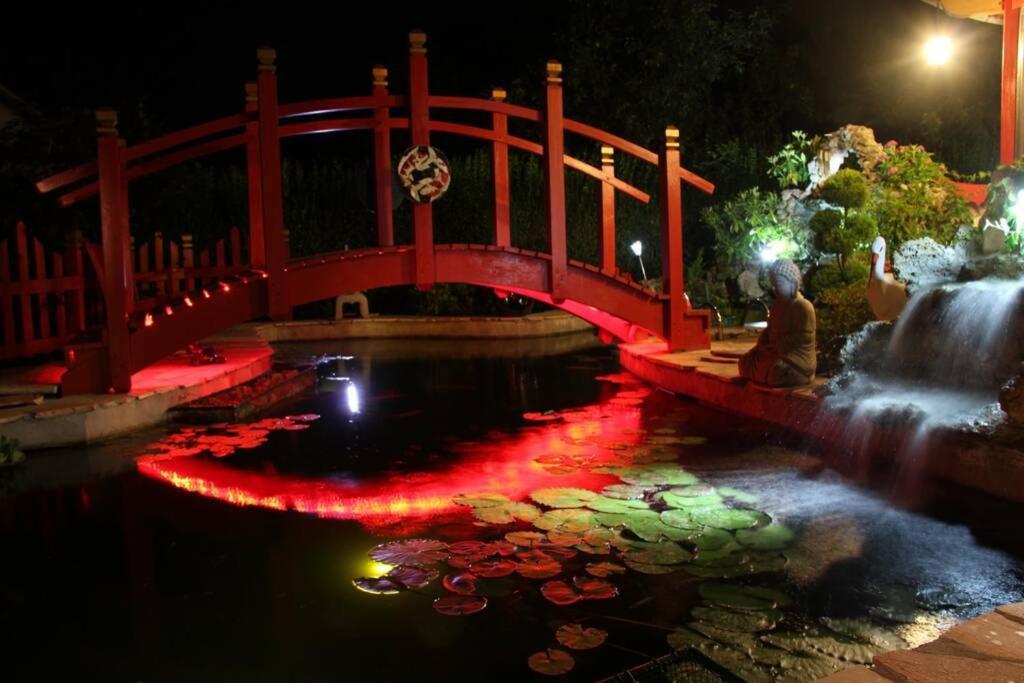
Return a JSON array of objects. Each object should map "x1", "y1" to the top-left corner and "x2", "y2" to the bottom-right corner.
[
  {"x1": 924, "y1": 36, "x2": 952, "y2": 66},
  {"x1": 346, "y1": 382, "x2": 361, "y2": 414}
]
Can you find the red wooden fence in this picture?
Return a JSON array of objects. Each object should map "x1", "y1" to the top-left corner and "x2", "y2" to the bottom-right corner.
[{"x1": 0, "y1": 222, "x2": 250, "y2": 361}]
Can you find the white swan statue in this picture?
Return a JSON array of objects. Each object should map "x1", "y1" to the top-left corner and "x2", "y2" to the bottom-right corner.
[{"x1": 867, "y1": 236, "x2": 907, "y2": 322}]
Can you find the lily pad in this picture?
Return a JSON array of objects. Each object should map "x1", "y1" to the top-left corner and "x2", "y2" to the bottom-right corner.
[
  {"x1": 585, "y1": 496, "x2": 650, "y2": 513},
  {"x1": 601, "y1": 484, "x2": 650, "y2": 500},
  {"x1": 820, "y1": 617, "x2": 908, "y2": 650},
  {"x1": 530, "y1": 487, "x2": 598, "y2": 508},
  {"x1": 691, "y1": 606, "x2": 781, "y2": 632},
  {"x1": 452, "y1": 492, "x2": 510, "y2": 508},
  {"x1": 667, "y1": 483, "x2": 717, "y2": 497},
  {"x1": 556, "y1": 624, "x2": 608, "y2": 650},
  {"x1": 469, "y1": 558, "x2": 517, "y2": 578},
  {"x1": 618, "y1": 464, "x2": 699, "y2": 486},
  {"x1": 689, "y1": 621, "x2": 760, "y2": 653},
  {"x1": 660, "y1": 509, "x2": 701, "y2": 530},
  {"x1": 718, "y1": 486, "x2": 760, "y2": 504},
  {"x1": 472, "y1": 501, "x2": 541, "y2": 525},
  {"x1": 443, "y1": 572, "x2": 479, "y2": 595},
  {"x1": 369, "y1": 539, "x2": 449, "y2": 567},
  {"x1": 624, "y1": 560, "x2": 681, "y2": 574},
  {"x1": 691, "y1": 507, "x2": 771, "y2": 530},
  {"x1": 505, "y1": 531, "x2": 547, "y2": 548},
  {"x1": 352, "y1": 576, "x2": 403, "y2": 595},
  {"x1": 527, "y1": 649, "x2": 575, "y2": 676},
  {"x1": 534, "y1": 509, "x2": 599, "y2": 533},
  {"x1": 546, "y1": 530, "x2": 585, "y2": 547},
  {"x1": 667, "y1": 627, "x2": 714, "y2": 650},
  {"x1": 386, "y1": 565, "x2": 438, "y2": 589},
  {"x1": 541, "y1": 580, "x2": 581, "y2": 606},
  {"x1": 517, "y1": 558, "x2": 562, "y2": 579},
  {"x1": 585, "y1": 561, "x2": 626, "y2": 577},
  {"x1": 622, "y1": 541, "x2": 692, "y2": 565},
  {"x1": 692, "y1": 527, "x2": 735, "y2": 551},
  {"x1": 432, "y1": 594, "x2": 488, "y2": 616},
  {"x1": 699, "y1": 582, "x2": 791, "y2": 611},
  {"x1": 736, "y1": 524, "x2": 794, "y2": 551},
  {"x1": 660, "y1": 492, "x2": 724, "y2": 509},
  {"x1": 573, "y1": 575, "x2": 619, "y2": 600}
]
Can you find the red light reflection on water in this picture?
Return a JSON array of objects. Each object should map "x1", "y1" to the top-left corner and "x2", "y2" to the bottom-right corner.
[{"x1": 136, "y1": 390, "x2": 646, "y2": 532}]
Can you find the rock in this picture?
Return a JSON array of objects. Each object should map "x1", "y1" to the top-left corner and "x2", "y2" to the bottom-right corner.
[
  {"x1": 1000, "y1": 368, "x2": 1024, "y2": 427},
  {"x1": 892, "y1": 238, "x2": 965, "y2": 292},
  {"x1": 981, "y1": 220, "x2": 1008, "y2": 255}
]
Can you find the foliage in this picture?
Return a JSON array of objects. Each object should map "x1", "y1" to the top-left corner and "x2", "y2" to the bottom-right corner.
[
  {"x1": 819, "y1": 169, "x2": 869, "y2": 211},
  {"x1": 815, "y1": 281, "x2": 874, "y2": 344},
  {"x1": 872, "y1": 143, "x2": 973, "y2": 248},
  {"x1": 979, "y1": 158, "x2": 1024, "y2": 255},
  {"x1": 767, "y1": 131, "x2": 816, "y2": 190},
  {"x1": 809, "y1": 170, "x2": 876, "y2": 271},
  {"x1": 0, "y1": 436, "x2": 25, "y2": 468},
  {"x1": 805, "y1": 262, "x2": 869, "y2": 300},
  {"x1": 701, "y1": 188, "x2": 809, "y2": 272}
]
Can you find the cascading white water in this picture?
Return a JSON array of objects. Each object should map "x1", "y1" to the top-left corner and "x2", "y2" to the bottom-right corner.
[{"x1": 827, "y1": 279, "x2": 1024, "y2": 431}]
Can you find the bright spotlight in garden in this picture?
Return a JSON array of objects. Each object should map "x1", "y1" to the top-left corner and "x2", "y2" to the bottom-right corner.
[
  {"x1": 630, "y1": 241, "x2": 647, "y2": 281},
  {"x1": 760, "y1": 240, "x2": 786, "y2": 263},
  {"x1": 924, "y1": 36, "x2": 952, "y2": 66}
]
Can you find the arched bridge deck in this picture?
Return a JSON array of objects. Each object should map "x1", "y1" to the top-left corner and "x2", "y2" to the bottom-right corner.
[{"x1": 37, "y1": 31, "x2": 715, "y2": 394}]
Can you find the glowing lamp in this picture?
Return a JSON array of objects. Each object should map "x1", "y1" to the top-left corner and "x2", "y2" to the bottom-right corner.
[
  {"x1": 759, "y1": 240, "x2": 787, "y2": 263},
  {"x1": 630, "y1": 241, "x2": 647, "y2": 281},
  {"x1": 220, "y1": 281, "x2": 231, "y2": 292},
  {"x1": 924, "y1": 36, "x2": 952, "y2": 66},
  {"x1": 184, "y1": 296, "x2": 194, "y2": 307},
  {"x1": 345, "y1": 382, "x2": 361, "y2": 414},
  {"x1": 144, "y1": 313, "x2": 154, "y2": 327},
  {"x1": 202, "y1": 289, "x2": 211, "y2": 299}
]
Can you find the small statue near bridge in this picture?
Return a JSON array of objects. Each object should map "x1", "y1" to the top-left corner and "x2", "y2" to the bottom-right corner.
[{"x1": 738, "y1": 259, "x2": 817, "y2": 387}]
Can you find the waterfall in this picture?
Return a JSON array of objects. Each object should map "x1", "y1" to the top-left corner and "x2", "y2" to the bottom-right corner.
[{"x1": 827, "y1": 279, "x2": 1024, "y2": 432}]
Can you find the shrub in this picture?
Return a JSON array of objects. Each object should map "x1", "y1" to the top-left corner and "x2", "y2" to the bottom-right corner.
[
  {"x1": 701, "y1": 187, "x2": 810, "y2": 273},
  {"x1": 815, "y1": 281, "x2": 874, "y2": 346},
  {"x1": 808, "y1": 169, "x2": 876, "y2": 271},
  {"x1": 805, "y1": 261, "x2": 869, "y2": 299},
  {"x1": 820, "y1": 169, "x2": 869, "y2": 211},
  {"x1": 767, "y1": 131, "x2": 817, "y2": 190}
]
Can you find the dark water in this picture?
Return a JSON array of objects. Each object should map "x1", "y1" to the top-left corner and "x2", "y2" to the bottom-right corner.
[{"x1": 2, "y1": 343, "x2": 1023, "y2": 682}]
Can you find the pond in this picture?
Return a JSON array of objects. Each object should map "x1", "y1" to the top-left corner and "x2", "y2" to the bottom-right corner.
[{"x1": 2, "y1": 338, "x2": 1023, "y2": 682}]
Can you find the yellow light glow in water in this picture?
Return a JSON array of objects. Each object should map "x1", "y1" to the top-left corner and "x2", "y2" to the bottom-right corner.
[
  {"x1": 365, "y1": 561, "x2": 394, "y2": 578},
  {"x1": 924, "y1": 36, "x2": 952, "y2": 66}
]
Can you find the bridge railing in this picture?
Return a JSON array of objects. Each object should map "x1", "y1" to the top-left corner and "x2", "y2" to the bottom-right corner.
[{"x1": 35, "y1": 30, "x2": 714, "y2": 392}]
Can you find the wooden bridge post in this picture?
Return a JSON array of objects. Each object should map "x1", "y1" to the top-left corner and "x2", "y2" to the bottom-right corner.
[
  {"x1": 543, "y1": 61, "x2": 567, "y2": 302},
  {"x1": 96, "y1": 108, "x2": 132, "y2": 392},
  {"x1": 599, "y1": 146, "x2": 616, "y2": 274},
  {"x1": 490, "y1": 87, "x2": 511, "y2": 248},
  {"x1": 244, "y1": 82, "x2": 266, "y2": 269},
  {"x1": 408, "y1": 30, "x2": 434, "y2": 291},
  {"x1": 660, "y1": 126, "x2": 687, "y2": 352},
  {"x1": 256, "y1": 47, "x2": 289, "y2": 319},
  {"x1": 372, "y1": 66, "x2": 395, "y2": 247}
]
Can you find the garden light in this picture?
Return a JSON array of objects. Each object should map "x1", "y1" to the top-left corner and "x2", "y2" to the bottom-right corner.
[
  {"x1": 759, "y1": 240, "x2": 787, "y2": 263},
  {"x1": 630, "y1": 240, "x2": 647, "y2": 281},
  {"x1": 346, "y1": 382, "x2": 361, "y2": 414},
  {"x1": 924, "y1": 36, "x2": 952, "y2": 66}
]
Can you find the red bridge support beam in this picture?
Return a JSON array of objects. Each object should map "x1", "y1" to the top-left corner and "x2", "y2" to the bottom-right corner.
[
  {"x1": 1002, "y1": 0, "x2": 1022, "y2": 164},
  {"x1": 409, "y1": 30, "x2": 435, "y2": 291},
  {"x1": 491, "y1": 87, "x2": 512, "y2": 248},
  {"x1": 543, "y1": 61, "x2": 568, "y2": 302},
  {"x1": 660, "y1": 126, "x2": 687, "y2": 352},
  {"x1": 599, "y1": 146, "x2": 616, "y2": 274},
  {"x1": 96, "y1": 108, "x2": 132, "y2": 392},
  {"x1": 244, "y1": 82, "x2": 266, "y2": 269},
  {"x1": 372, "y1": 66, "x2": 395, "y2": 247},
  {"x1": 256, "y1": 47, "x2": 290, "y2": 320}
]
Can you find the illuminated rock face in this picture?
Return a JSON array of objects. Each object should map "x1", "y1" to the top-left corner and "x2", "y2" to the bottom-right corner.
[{"x1": 739, "y1": 259, "x2": 817, "y2": 387}]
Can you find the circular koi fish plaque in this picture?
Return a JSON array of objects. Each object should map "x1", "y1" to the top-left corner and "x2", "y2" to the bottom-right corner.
[{"x1": 397, "y1": 145, "x2": 452, "y2": 203}]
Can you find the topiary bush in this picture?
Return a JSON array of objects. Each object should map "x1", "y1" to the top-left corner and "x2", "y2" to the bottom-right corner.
[{"x1": 809, "y1": 169, "x2": 876, "y2": 271}]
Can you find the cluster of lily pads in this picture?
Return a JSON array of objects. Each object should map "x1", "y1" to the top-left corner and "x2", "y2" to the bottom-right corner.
[
  {"x1": 349, "y1": 378, "x2": 910, "y2": 679},
  {"x1": 138, "y1": 414, "x2": 320, "y2": 460}
]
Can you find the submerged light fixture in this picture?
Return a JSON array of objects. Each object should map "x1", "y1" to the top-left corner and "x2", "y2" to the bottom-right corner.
[
  {"x1": 345, "y1": 382, "x2": 361, "y2": 414},
  {"x1": 630, "y1": 240, "x2": 647, "y2": 281},
  {"x1": 924, "y1": 35, "x2": 953, "y2": 66}
]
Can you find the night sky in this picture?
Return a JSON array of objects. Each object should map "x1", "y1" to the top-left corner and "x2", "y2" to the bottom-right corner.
[{"x1": 0, "y1": 0, "x2": 1002, "y2": 148}]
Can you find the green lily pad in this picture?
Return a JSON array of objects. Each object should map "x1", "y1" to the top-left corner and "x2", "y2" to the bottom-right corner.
[
  {"x1": 534, "y1": 508, "x2": 599, "y2": 533},
  {"x1": 667, "y1": 483, "x2": 717, "y2": 497},
  {"x1": 452, "y1": 492, "x2": 510, "y2": 508},
  {"x1": 528, "y1": 649, "x2": 575, "y2": 676},
  {"x1": 736, "y1": 524, "x2": 794, "y2": 551},
  {"x1": 692, "y1": 527, "x2": 735, "y2": 551},
  {"x1": 689, "y1": 621, "x2": 760, "y2": 653},
  {"x1": 691, "y1": 507, "x2": 771, "y2": 530},
  {"x1": 556, "y1": 624, "x2": 608, "y2": 650},
  {"x1": 699, "y1": 582, "x2": 791, "y2": 611},
  {"x1": 472, "y1": 501, "x2": 541, "y2": 525},
  {"x1": 618, "y1": 464, "x2": 699, "y2": 486},
  {"x1": 693, "y1": 543, "x2": 746, "y2": 564},
  {"x1": 718, "y1": 486, "x2": 760, "y2": 504},
  {"x1": 586, "y1": 496, "x2": 650, "y2": 513},
  {"x1": 581, "y1": 527, "x2": 636, "y2": 551},
  {"x1": 775, "y1": 653, "x2": 848, "y2": 681},
  {"x1": 530, "y1": 487, "x2": 598, "y2": 508},
  {"x1": 601, "y1": 484, "x2": 650, "y2": 500},
  {"x1": 660, "y1": 492, "x2": 725, "y2": 509},
  {"x1": 593, "y1": 511, "x2": 630, "y2": 528},
  {"x1": 691, "y1": 606, "x2": 781, "y2": 632},
  {"x1": 660, "y1": 509, "x2": 701, "y2": 530},
  {"x1": 667, "y1": 627, "x2": 713, "y2": 650},
  {"x1": 820, "y1": 618, "x2": 908, "y2": 650},
  {"x1": 369, "y1": 539, "x2": 449, "y2": 567},
  {"x1": 622, "y1": 541, "x2": 692, "y2": 565},
  {"x1": 764, "y1": 631, "x2": 889, "y2": 665}
]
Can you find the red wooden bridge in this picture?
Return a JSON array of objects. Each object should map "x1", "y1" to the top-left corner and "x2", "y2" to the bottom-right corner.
[{"x1": 35, "y1": 31, "x2": 715, "y2": 394}]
